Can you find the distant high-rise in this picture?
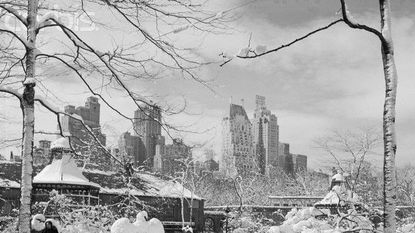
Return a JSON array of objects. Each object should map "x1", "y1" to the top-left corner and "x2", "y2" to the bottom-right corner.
[
  {"x1": 118, "y1": 132, "x2": 146, "y2": 167},
  {"x1": 162, "y1": 138, "x2": 191, "y2": 175},
  {"x1": 61, "y1": 96, "x2": 108, "y2": 169},
  {"x1": 61, "y1": 97, "x2": 106, "y2": 147},
  {"x1": 252, "y1": 95, "x2": 279, "y2": 175},
  {"x1": 278, "y1": 142, "x2": 308, "y2": 175},
  {"x1": 292, "y1": 154, "x2": 307, "y2": 173},
  {"x1": 133, "y1": 105, "x2": 165, "y2": 167},
  {"x1": 220, "y1": 103, "x2": 256, "y2": 177}
]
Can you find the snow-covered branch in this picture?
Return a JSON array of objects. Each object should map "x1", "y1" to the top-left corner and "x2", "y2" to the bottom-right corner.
[
  {"x1": 0, "y1": 5, "x2": 28, "y2": 26},
  {"x1": 36, "y1": 12, "x2": 59, "y2": 30},
  {"x1": 220, "y1": 0, "x2": 385, "y2": 66},
  {"x1": 35, "y1": 17, "x2": 180, "y2": 140},
  {"x1": 220, "y1": 19, "x2": 343, "y2": 65},
  {"x1": 0, "y1": 28, "x2": 29, "y2": 48},
  {"x1": 0, "y1": 86, "x2": 23, "y2": 100},
  {"x1": 339, "y1": 0, "x2": 386, "y2": 47}
]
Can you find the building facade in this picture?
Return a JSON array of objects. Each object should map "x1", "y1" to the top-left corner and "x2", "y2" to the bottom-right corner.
[
  {"x1": 279, "y1": 142, "x2": 308, "y2": 175},
  {"x1": 220, "y1": 103, "x2": 256, "y2": 177},
  {"x1": 61, "y1": 96, "x2": 108, "y2": 169},
  {"x1": 118, "y1": 132, "x2": 146, "y2": 167},
  {"x1": 161, "y1": 138, "x2": 192, "y2": 176},
  {"x1": 252, "y1": 95, "x2": 280, "y2": 175},
  {"x1": 133, "y1": 105, "x2": 165, "y2": 168},
  {"x1": 292, "y1": 154, "x2": 307, "y2": 173},
  {"x1": 62, "y1": 96, "x2": 106, "y2": 147}
]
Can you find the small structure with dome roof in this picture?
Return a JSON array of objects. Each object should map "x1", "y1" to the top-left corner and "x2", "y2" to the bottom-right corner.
[{"x1": 32, "y1": 137, "x2": 100, "y2": 208}]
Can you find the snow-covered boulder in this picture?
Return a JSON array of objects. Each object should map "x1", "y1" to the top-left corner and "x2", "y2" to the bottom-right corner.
[
  {"x1": 111, "y1": 218, "x2": 140, "y2": 233},
  {"x1": 31, "y1": 214, "x2": 46, "y2": 232},
  {"x1": 112, "y1": 211, "x2": 164, "y2": 233}
]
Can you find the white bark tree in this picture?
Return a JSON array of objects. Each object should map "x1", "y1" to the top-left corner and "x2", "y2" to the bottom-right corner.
[
  {"x1": 226, "y1": 0, "x2": 398, "y2": 231},
  {"x1": 0, "y1": 0, "x2": 228, "y2": 232}
]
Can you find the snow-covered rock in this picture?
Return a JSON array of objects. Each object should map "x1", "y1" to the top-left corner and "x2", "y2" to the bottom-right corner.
[
  {"x1": 31, "y1": 214, "x2": 46, "y2": 232},
  {"x1": 112, "y1": 211, "x2": 164, "y2": 233},
  {"x1": 133, "y1": 211, "x2": 164, "y2": 233},
  {"x1": 111, "y1": 218, "x2": 139, "y2": 233},
  {"x1": 133, "y1": 211, "x2": 149, "y2": 233},
  {"x1": 148, "y1": 217, "x2": 164, "y2": 233}
]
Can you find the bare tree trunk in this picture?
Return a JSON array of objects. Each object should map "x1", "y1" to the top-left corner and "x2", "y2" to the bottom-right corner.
[
  {"x1": 379, "y1": 0, "x2": 398, "y2": 232},
  {"x1": 19, "y1": 87, "x2": 36, "y2": 233},
  {"x1": 18, "y1": 0, "x2": 38, "y2": 232}
]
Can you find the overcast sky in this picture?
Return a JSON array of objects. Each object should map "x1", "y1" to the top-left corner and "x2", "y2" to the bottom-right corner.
[{"x1": 1, "y1": 0, "x2": 414, "y2": 170}]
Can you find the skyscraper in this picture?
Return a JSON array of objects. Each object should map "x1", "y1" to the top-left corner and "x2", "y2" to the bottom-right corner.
[
  {"x1": 60, "y1": 96, "x2": 108, "y2": 169},
  {"x1": 220, "y1": 103, "x2": 256, "y2": 177},
  {"x1": 252, "y1": 95, "x2": 280, "y2": 175},
  {"x1": 133, "y1": 105, "x2": 165, "y2": 167},
  {"x1": 61, "y1": 96, "x2": 106, "y2": 147},
  {"x1": 118, "y1": 132, "x2": 146, "y2": 167},
  {"x1": 162, "y1": 138, "x2": 192, "y2": 175}
]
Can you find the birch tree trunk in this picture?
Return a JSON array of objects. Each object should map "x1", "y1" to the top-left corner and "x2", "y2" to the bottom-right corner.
[
  {"x1": 19, "y1": 84, "x2": 35, "y2": 233},
  {"x1": 18, "y1": 0, "x2": 38, "y2": 232},
  {"x1": 379, "y1": 0, "x2": 398, "y2": 232}
]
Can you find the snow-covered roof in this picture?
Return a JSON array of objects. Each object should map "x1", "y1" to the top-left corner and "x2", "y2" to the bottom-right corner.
[
  {"x1": 50, "y1": 137, "x2": 71, "y2": 150},
  {"x1": 0, "y1": 178, "x2": 20, "y2": 188},
  {"x1": 139, "y1": 173, "x2": 201, "y2": 200},
  {"x1": 332, "y1": 173, "x2": 345, "y2": 182},
  {"x1": 33, "y1": 155, "x2": 99, "y2": 188},
  {"x1": 99, "y1": 173, "x2": 202, "y2": 200}
]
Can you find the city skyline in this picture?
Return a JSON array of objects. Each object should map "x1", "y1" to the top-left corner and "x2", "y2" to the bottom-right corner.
[
  {"x1": 1, "y1": 0, "x2": 414, "y2": 171},
  {"x1": 0, "y1": 1, "x2": 412, "y2": 231}
]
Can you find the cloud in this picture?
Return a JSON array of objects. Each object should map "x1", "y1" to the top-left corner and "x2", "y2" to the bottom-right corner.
[{"x1": 2, "y1": 1, "x2": 414, "y2": 169}]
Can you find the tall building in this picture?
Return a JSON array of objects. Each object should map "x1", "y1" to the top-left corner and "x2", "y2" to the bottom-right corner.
[
  {"x1": 161, "y1": 138, "x2": 192, "y2": 175},
  {"x1": 256, "y1": 118, "x2": 266, "y2": 175},
  {"x1": 118, "y1": 132, "x2": 146, "y2": 167},
  {"x1": 252, "y1": 95, "x2": 280, "y2": 175},
  {"x1": 292, "y1": 154, "x2": 307, "y2": 173},
  {"x1": 133, "y1": 105, "x2": 165, "y2": 168},
  {"x1": 61, "y1": 96, "x2": 106, "y2": 148},
  {"x1": 153, "y1": 144, "x2": 163, "y2": 173},
  {"x1": 220, "y1": 103, "x2": 256, "y2": 177},
  {"x1": 60, "y1": 96, "x2": 108, "y2": 169},
  {"x1": 279, "y1": 142, "x2": 308, "y2": 175}
]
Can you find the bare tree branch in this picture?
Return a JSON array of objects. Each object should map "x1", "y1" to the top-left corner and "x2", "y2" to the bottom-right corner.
[
  {"x1": 339, "y1": 0, "x2": 386, "y2": 47},
  {"x1": 34, "y1": 96, "x2": 122, "y2": 165},
  {"x1": 0, "y1": 4, "x2": 28, "y2": 26}
]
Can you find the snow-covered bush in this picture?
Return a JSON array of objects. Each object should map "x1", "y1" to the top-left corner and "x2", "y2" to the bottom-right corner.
[
  {"x1": 265, "y1": 205, "x2": 385, "y2": 233},
  {"x1": 60, "y1": 205, "x2": 115, "y2": 233},
  {"x1": 226, "y1": 210, "x2": 274, "y2": 233},
  {"x1": 0, "y1": 216, "x2": 18, "y2": 233}
]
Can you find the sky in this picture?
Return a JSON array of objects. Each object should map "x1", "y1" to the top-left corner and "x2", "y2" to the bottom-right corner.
[{"x1": 1, "y1": 0, "x2": 414, "y2": 170}]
